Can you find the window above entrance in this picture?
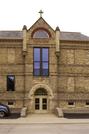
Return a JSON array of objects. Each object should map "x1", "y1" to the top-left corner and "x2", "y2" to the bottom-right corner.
[
  {"x1": 32, "y1": 29, "x2": 50, "y2": 38},
  {"x1": 33, "y1": 47, "x2": 49, "y2": 76}
]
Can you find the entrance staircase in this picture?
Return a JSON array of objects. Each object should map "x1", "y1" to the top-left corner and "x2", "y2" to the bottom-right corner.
[{"x1": 26, "y1": 113, "x2": 59, "y2": 123}]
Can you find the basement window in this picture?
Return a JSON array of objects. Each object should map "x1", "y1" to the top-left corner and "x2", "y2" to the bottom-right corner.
[
  {"x1": 68, "y1": 101, "x2": 75, "y2": 107},
  {"x1": 86, "y1": 101, "x2": 89, "y2": 107}
]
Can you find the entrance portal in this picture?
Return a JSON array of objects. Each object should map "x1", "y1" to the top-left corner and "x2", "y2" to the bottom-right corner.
[{"x1": 34, "y1": 88, "x2": 48, "y2": 113}]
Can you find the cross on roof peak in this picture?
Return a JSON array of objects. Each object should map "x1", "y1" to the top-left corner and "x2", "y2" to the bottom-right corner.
[{"x1": 39, "y1": 10, "x2": 44, "y2": 17}]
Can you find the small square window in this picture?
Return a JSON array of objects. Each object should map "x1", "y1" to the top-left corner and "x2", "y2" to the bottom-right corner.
[{"x1": 8, "y1": 101, "x2": 14, "y2": 105}]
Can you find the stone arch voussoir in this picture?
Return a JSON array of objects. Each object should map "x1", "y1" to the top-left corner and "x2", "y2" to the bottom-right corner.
[{"x1": 28, "y1": 84, "x2": 54, "y2": 99}]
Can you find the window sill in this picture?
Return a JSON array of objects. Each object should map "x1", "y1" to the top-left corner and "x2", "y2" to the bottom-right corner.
[
  {"x1": 85, "y1": 105, "x2": 89, "y2": 108},
  {"x1": 33, "y1": 75, "x2": 49, "y2": 77},
  {"x1": 68, "y1": 105, "x2": 75, "y2": 108}
]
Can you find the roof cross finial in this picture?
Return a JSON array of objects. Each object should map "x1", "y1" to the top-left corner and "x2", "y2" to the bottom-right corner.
[{"x1": 39, "y1": 10, "x2": 43, "y2": 17}]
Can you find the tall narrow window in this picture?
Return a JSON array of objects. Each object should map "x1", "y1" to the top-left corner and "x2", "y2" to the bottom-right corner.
[
  {"x1": 34, "y1": 48, "x2": 49, "y2": 76},
  {"x1": 7, "y1": 75, "x2": 15, "y2": 91}
]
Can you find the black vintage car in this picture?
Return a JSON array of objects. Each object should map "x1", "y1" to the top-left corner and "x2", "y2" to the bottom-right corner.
[{"x1": 0, "y1": 103, "x2": 11, "y2": 118}]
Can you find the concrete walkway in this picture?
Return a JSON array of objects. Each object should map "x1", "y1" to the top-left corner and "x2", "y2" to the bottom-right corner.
[{"x1": 0, "y1": 114, "x2": 89, "y2": 124}]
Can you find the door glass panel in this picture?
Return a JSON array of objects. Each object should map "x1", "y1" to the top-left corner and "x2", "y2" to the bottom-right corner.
[
  {"x1": 42, "y1": 98, "x2": 47, "y2": 110},
  {"x1": 42, "y1": 105, "x2": 47, "y2": 110},
  {"x1": 42, "y1": 98, "x2": 47, "y2": 103},
  {"x1": 35, "y1": 105, "x2": 39, "y2": 110},
  {"x1": 35, "y1": 98, "x2": 40, "y2": 110},
  {"x1": 35, "y1": 98, "x2": 39, "y2": 103}
]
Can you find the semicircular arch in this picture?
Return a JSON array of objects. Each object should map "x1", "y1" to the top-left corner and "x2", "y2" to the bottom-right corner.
[
  {"x1": 28, "y1": 84, "x2": 53, "y2": 99},
  {"x1": 31, "y1": 28, "x2": 51, "y2": 38}
]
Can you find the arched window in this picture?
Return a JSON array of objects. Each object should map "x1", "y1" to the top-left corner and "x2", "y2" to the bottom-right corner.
[
  {"x1": 33, "y1": 29, "x2": 50, "y2": 38},
  {"x1": 34, "y1": 88, "x2": 47, "y2": 96}
]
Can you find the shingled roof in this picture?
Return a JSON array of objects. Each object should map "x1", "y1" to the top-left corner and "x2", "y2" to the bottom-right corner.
[
  {"x1": 0, "y1": 30, "x2": 89, "y2": 41},
  {"x1": 0, "y1": 31, "x2": 22, "y2": 39},
  {"x1": 60, "y1": 32, "x2": 89, "y2": 41}
]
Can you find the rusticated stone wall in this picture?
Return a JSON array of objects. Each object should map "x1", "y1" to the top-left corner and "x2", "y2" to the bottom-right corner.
[
  {"x1": 0, "y1": 40, "x2": 89, "y2": 112},
  {"x1": 58, "y1": 41, "x2": 89, "y2": 109},
  {"x1": 0, "y1": 18, "x2": 89, "y2": 113}
]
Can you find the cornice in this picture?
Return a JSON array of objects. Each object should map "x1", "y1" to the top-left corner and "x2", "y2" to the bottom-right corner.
[
  {"x1": 60, "y1": 45, "x2": 89, "y2": 49},
  {"x1": 0, "y1": 38, "x2": 22, "y2": 42},
  {"x1": 60, "y1": 40, "x2": 89, "y2": 43}
]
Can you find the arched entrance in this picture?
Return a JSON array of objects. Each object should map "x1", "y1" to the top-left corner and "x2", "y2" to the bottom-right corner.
[
  {"x1": 28, "y1": 84, "x2": 54, "y2": 113},
  {"x1": 34, "y1": 88, "x2": 48, "y2": 113}
]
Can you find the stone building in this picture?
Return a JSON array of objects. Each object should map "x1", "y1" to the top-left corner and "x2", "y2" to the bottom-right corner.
[{"x1": 0, "y1": 12, "x2": 89, "y2": 115}]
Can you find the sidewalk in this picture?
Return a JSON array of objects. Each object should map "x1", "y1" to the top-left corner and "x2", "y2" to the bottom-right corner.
[{"x1": 0, "y1": 114, "x2": 89, "y2": 124}]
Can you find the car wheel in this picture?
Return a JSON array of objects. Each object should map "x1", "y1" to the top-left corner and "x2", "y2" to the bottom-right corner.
[{"x1": 0, "y1": 111, "x2": 5, "y2": 118}]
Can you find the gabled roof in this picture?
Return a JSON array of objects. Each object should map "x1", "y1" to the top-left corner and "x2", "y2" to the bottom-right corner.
[
  {"x1": 28, "y1": 17, "x2": 55, "y2": 32},
  {"x1": 0, "y1": 31, "x2": 22, "y2": 39},
  {"x1": 0, "y1": 30, "x2": 89, "y2": 42},
  {"x1": 0, "y1": 30, "x2": 89, "y2": 41},
  {"x1": 0, "y1": 16, "x2": 89, "y2": 42},
  {"x1": 60, "y1": 32, "x2": 89, "y2": 41}
]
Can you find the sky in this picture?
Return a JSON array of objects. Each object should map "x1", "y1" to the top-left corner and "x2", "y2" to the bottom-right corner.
[{"x1": 0, "y1": 0, "x2": 89, "y2": 36}]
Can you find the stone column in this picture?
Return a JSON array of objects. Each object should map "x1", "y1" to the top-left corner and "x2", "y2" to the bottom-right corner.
[
  {"x1": 22, "y1": 25, "x2": 27, "y2": 52},
  {"x1": 55, "y1": 26, "x2": 60, "y2": 52},
  {"x1": 55, "y1": 26, "x2": 60, "y2": 108},
  {"x1": 22, "y1": 25, "x2": 27, "y2": 107}
]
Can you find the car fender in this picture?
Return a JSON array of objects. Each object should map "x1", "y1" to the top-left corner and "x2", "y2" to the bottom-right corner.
[
  {"x1": 0, "y1": 106, "x2": 8, "y2": 112},
  {"x1": 0, "y1": 109, "x2": 7, "y2": 114}
]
